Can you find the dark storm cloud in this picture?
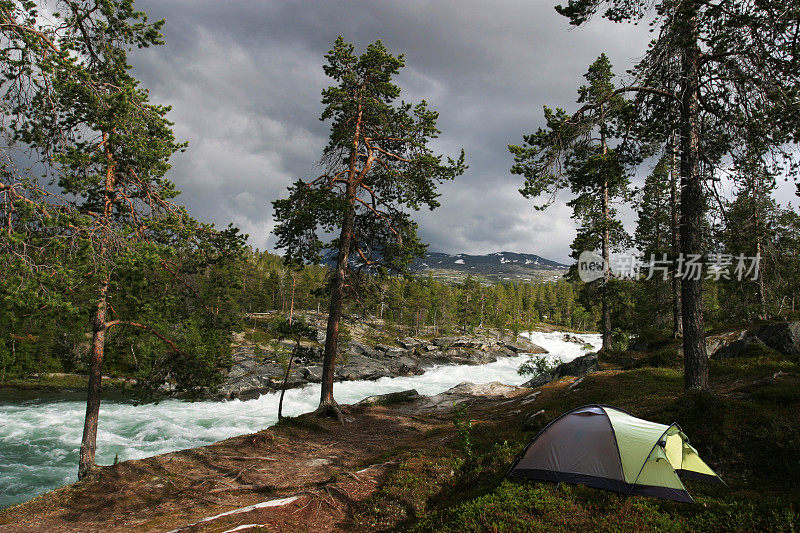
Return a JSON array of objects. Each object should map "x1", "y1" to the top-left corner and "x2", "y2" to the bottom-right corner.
[{"x1": 130, "y1": 0, "x2": 657, "y2": 263}]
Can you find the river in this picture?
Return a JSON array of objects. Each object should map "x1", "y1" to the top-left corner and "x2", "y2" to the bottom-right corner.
[{"x1": 0, "y1": 330, "x2": 600, "y2": 510}]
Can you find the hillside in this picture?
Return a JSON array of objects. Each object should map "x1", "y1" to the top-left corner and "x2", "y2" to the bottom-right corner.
[
  {"x1": 2, "y1": 323, "x2": 798, "y2": 532},
  {"x1": 412, "y1": 251, "x2": 568, "y2": 284}
]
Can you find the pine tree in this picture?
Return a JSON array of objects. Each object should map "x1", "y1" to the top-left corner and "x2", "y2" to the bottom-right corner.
[
  {"x1": 553, "y1": 0, "x2": 800, "y2": 390},
  {"x1": 273, "y1": 37, "x2": 464, "y2": 417},
  {"x1": 1, "y1": 0, "x2": 244, "y2": 477},
  {"x1": 510, "y1": 54, "x2": 630, "y2": 351}
]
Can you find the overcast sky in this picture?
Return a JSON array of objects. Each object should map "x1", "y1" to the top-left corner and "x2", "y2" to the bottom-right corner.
[{"x1": 129, "y1": 0, "x2": 798, "y2": 264}]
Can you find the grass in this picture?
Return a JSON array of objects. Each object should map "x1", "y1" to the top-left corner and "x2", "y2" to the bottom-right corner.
[
  {"x1": 272, "y1": 414, "x2": 331, "y2": 433},
  {"x1": 346, "y1": 339, "x2": 800, "y2": 532}
]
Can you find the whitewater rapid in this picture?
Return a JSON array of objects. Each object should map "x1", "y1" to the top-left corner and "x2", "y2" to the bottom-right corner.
[{"x1": 0, "y1": 330, "x2": 600, "y2": 509}]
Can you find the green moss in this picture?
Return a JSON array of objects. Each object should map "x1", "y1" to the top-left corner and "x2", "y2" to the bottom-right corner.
[
  {"x1": 629, "y1": 346, "x2": 682, "y2": 369},
  {"x1": 749, "y1": 381, "x2": 800, "y2": 404},
  {"x1": 272, "y1": 414, "x2": 330, "y2": 433}
]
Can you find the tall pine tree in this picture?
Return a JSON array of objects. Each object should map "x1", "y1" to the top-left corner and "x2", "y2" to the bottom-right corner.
[{"x1": 273, "y1": 37, "x2": 464, "y2": 417}]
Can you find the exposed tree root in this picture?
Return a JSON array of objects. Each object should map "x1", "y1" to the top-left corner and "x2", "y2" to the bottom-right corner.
[{"x1": 314, "y1": 400, "x2": 344, "y2": 422}]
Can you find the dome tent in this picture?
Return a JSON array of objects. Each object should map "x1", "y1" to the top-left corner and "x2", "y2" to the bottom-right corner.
[{"x1": 507, "y1": 404, "x2": 722, "y2": 503}]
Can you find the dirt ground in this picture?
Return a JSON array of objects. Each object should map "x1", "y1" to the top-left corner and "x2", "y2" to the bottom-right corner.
[{"x1": 0, "y1": 382, "x2": 537, "y2": 533}]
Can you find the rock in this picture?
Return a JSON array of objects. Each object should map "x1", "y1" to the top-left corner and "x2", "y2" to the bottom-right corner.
[
  {"x1": 714, "y1": 336, "x2": 757, "y2": 359},
  {"x1": 421, "y1": 351, "x2": 451, "y2": 365},
  {"x1": 503, "y1": 340, "x2": 548, "y2": 355},
  {"x1": 397, "y1": 337, "x2": 423, "y2": 350},
  {"x1": 302, "y1": 366, "x2": 323, "y2": 383},
  {"x1": 521, "y1": 372, "x2": 555, "y2": 389},
  {"x1": 451, "y1": 338, "x2": 479, "y2": 349},
  {"x1": 706, "y1": 329, "x2": 748, "y2": 356},
  {"x1": 409, "y1": 381, "x2": 525, "y2": 414},
  {"x1": 561, "y1": 354, "x2": 598, "y2": 376},
  {"x1": 563, "y1": 334, "x2": 585, "y2": 344},
  {"x1": 494, "y1": 346, "x2": 518, "y2": 358},
  {"x1": 755, "y1": 321, "x2": 800, "y2": 357},
  {"x1": 446, "y1": 349, "x2": 497, "y2": 365},
  {"x1": 384, "y1": 347, "x2": 407, "y2": 358},
  {"x1": 390, "y1": 356, "x2": 423, "y2": 376},
  {"x1": 521, "y1": 353, "x2": 598, "y2": 388},
  {"x1": 348, "y1": 341, "x2": 370, "y2": 355},
  {"x1": 432, "y1": 336, "x2": 462, "y2": 348},
  {"x1": 215, "y1": 327, "x2": 555, "y2": 400},
  {"x1": 443, "y1": 381, "x2": 521, "y2": 397},
  {"x1": 356, "y1": 389, "x2": 421, "y2": 406},
  {"x1": 708, "y1": 322, "x2": 800, "y2": 359}
]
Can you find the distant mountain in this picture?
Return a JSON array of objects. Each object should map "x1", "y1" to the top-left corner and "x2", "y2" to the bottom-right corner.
[{"x1": 412, "y1": 251, "x2": 569, "y2": 284}]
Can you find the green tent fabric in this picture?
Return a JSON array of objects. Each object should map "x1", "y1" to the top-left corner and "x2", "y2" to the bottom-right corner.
[{"x1": 507, "y1": 404, "x2": 722, "y2": 503}]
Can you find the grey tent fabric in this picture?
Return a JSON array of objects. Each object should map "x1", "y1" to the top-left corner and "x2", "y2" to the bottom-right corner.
[
  {"x1": 508, "y1": 404, "x2": 722, "y2": 503},
  {"x1": 513, "y1": 406, "x2": 624, "y2": 481}
]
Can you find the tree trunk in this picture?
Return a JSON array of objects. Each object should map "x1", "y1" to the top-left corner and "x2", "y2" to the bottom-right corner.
[
  {"x1": 318, "y1": 191, "x2": 354, "y2": 417},
  {"x1": 79, "y1": 277, "x2": 108, "y2": 479},
  {"x1": 277, "y1": 346, "x2": 296, "y2": 420},
  {"x1": 600, "y1": 123, "x2": 612, "y2": 352},
  {"x1": 670, "y1": 133, "x2": 683, "y2": 338},
  {"x1": 289, "y1": 273, "x2": 296, "y2": 325},
  {"x1": 79, "y1": 133, "x2": 116, "y2": 478},
  {"x1": 679, "y1": 7, "x2": 708, "y2": 391},
  {"x1": 318, "y1": 94, "x2": 364, "y2": 417},
  {"x1": 756, "y1": 237, "x2": 766, "y2": 319},
  {"x1": 753, "y1": 181, "x2": 767, "y2": 320}
]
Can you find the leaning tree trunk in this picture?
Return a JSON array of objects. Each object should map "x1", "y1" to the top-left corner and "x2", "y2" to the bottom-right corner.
[
  {"x1": 670, "y1": 134, "x2": 683, "y2": 338},
  {"x1": 277, "y1": 346, "x2": 296, "y2": 420},
  {"x1": 318, "y1": 192, "x2": 355, "y2": 418},
  {"x1": 78, "y1": 277, "x2": 109, "y2": 479},
  {"x1": 679, "y1": 7, "x2": 708, "y2": 391},
  {"x1": 79, "y1": 134, "x2": 117, "y2": 478},
  {"x1": 600, "y1": 124, "x2": 612, "y2": 352},
  {"x1": 753, "y1": 183, "x2": 767, "y2": 321}
]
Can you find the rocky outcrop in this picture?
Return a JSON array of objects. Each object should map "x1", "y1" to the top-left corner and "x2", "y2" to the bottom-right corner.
[
  {"x1": 216, "y1": 333, "x2": 548, "y2": 400},
  {"x1": 708, "y1": 321, "x2": 800, "y2": 359},
  {"x1": 520, "y1": 353, "x2": 598, "y2": 388},
  {"x1": 356, "y1": 389, "x2": 421, "y2": 406},
  {"x1": 754, "y1": 322, "x2": 800, "y2": 357}
]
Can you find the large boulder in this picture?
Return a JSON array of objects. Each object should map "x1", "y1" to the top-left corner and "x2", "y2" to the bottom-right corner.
[
  {"x1": 397, "y1": 337, "x2": 424, "y2": 350},
  {"x1": 755, "y1": 322, "x2": 800, "y2": 357},
  {"x1": 336, "y1": 354, "x2": 387, "y2": 381},
  {"x1": 302, "y1": 366, "x2": 323, "y2": 383},
  {"x1": 714, "y1": 337, "x2": 766, "y2": 359},
  {"x1": 709, "y1": 322, "x2": 800, "y2": 359},
  {"x1": 356, "y1": 389, "x2": 421, "y2": 406},
  {"x1": 432, "y1": 336, "x2": 464, "y2": 348},
  {"x1": 706, "y1": 329, "x2": 748, "y2": 357},
  {"x1": 521, "y1": 353, "x2": 599, "y2": 388},
  {"x1": 388, "y1": 356, "x2": 423, "y2": 376},
  {"x1": 502, "y1": 339, "x2": 548, "y2": 354}
]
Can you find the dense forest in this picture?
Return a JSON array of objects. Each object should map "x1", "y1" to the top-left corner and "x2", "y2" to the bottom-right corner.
[{"x1": 0, "y1": 246, "x2": 592, "y2": 381}]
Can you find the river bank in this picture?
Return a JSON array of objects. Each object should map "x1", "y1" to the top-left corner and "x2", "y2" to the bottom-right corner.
[{"x1": 0, "y1": 330, "x2": 601, "y2": 510}]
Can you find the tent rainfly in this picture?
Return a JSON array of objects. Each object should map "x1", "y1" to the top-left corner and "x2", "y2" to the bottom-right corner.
[{"x1": 507, "y1": 404, "x2": 722, "y2": 503}]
